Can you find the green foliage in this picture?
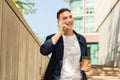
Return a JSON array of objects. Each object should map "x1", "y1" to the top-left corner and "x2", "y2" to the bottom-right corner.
[{"x1": 13, "y1": 0, "x2": 36, "y2": 14}]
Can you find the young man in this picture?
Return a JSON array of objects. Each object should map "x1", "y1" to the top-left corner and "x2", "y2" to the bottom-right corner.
[{"x1": 40, "y1": 8, "x2": 91, "y2": 80}]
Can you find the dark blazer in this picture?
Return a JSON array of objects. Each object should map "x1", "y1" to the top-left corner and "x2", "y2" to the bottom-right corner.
[{"x1": 40, "y1": 30, "x2": 88, "y2": 80}]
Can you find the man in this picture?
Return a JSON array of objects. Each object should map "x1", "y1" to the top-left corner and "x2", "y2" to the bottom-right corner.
[{"x1": 40, "y1": 8, "x2": 91, "y2": 80}]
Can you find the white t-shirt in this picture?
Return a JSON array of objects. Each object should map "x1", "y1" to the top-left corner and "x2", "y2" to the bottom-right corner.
[{"x1": 60, "y1": 34, "x2": 82, "y2": 80}]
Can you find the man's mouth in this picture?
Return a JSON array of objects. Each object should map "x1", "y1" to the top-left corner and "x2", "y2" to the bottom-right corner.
[{"x1": 66, "y1": 23, "x2": 71, "y2": 27}]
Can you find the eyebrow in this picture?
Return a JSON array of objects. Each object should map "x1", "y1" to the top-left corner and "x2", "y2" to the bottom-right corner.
[{"x1": 63, "y1": 15, "x2": 72, "y2": 19}]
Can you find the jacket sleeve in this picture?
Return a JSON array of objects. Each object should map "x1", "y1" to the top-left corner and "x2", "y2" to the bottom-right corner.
[
  {"x1": 81, "y1": 37, "x2": 88, "y2": 80},
  {"x1": 81, "y1": 71, "x2": 87, "y2": 80},
  {"x1": 79, "y1": 35, "x2": 89, "y2": 62},
  {"x1": 84, "y1": 37, "x2": 88, "y2": 57},
  {"x1": 40, "y1": 35, "x2": 55, "y2": 55}
]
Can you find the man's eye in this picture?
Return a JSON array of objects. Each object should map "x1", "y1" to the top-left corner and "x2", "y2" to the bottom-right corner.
[
  {"x1": 63, "y1": 17, "x2": 67, "y2": 20},
  {"x1": 69, "y1": 15, "x2": 72, "y2": 18}
]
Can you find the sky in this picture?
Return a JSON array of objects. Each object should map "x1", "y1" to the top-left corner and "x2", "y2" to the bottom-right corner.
[{"x1": 22, "y1": 0, "x2": 70, "y2": 42}]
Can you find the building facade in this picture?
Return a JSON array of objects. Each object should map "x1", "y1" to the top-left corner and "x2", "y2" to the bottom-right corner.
[
  {"x1": 65, "y1": 0, "x2": 99, "y2": 64},
  {"x1": 95, "y1": 0, "x2": 120, "y2": 67}
]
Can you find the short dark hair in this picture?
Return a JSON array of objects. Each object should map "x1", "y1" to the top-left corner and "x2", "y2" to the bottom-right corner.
[{"x1": 57, "y1": 8, "x2": 71, "y2": 20}]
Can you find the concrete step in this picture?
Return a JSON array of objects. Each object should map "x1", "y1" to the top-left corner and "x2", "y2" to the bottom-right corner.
[
  {"x1": 88, "y1": 76, "x2": 120, "y2": 80},
  {"x1": 86, "y1": 65, "x2": 120, "y2": 80}
]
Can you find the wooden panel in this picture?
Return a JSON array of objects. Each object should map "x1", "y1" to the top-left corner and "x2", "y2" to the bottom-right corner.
[
  {"x1": 0, "y1": 0, "x2": 3, "y2": 80},
  {"x1": 2, "y1": 1, "x2": 19, "y2": 80},
  {"x1": 18, "y1": 24, "x2": 28, "y2": 80},
  {"x1": 0, "y1": 0, "x2": 2, "y2": 46},
  {"x1": 18, "y1": 23, "x2": 42, "y2": 80},
  {"x1": 36, "y1": 45, "x2": 41, "y2": 80},
  {"x1": 40, "y1": 56, "x2": 49, "y2": 80},
  {"x1": 0, "y1": 0, "x2": 49, "y2": 80},
  {"x1": 28, "y1": 34, "x2": 37, "y2": 80},
  {"x1": 1, "y1": 1, "x2": 10, "y2": 80},
  {"x1": 34, "y1": 43, "x2": 39, "y2": 80}
]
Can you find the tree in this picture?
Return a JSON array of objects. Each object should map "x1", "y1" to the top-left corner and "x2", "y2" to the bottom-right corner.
[{"x1": 13, "y1": 0, "x2": 36, "y2": 14}]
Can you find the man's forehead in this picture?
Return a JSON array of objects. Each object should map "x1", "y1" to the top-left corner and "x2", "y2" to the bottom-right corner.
[{"x1": 60, "y1": 11, "x2": 72, "y2": 17}]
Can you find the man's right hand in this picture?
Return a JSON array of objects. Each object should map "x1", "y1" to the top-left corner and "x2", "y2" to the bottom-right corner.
[{"x1": 58, "y1": 21, "x2": 68, "y2": 35}]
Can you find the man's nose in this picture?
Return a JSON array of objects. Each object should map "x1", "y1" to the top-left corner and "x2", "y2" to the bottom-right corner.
[{"x1": 67, "y1": 18, "x2": 72, "y2": 22}]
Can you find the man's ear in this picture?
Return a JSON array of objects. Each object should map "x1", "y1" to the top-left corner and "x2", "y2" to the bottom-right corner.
[
  {"x1": 57, "y1": 20, "x2": 60, "y2": 27},
  {"x1": 57, "y1": 20, "x2": 62, "y2": 27}
]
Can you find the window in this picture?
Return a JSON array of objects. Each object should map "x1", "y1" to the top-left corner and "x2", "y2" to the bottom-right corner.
[
  {"x1": 86, "y1": 7, "x2": 94, "y2": 15},
  {"x1": 74, "y1": 18, "x2": 83, "y2": 33},
  {"x1": 70, "y1": 0, "x2": 83, "y2": 16},
  {"x1": 86, "y1": 16, "x2": 95, "y2": 33},
  {"x1": 86, "y1": 0, "x2": 95, "y2": 5},
  {"x1": 86, "y1": 16, "x2": 94, "y2": 23}
]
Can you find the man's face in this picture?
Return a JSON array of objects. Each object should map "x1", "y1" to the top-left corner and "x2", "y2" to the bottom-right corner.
[{"x1": 58, "y1": 11, "x2": 74, "y2": 30}]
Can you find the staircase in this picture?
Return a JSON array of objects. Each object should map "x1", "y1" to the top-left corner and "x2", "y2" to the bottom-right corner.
[{"x1": 86, "y1": 65, "x2": 120, "y2": 80}]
